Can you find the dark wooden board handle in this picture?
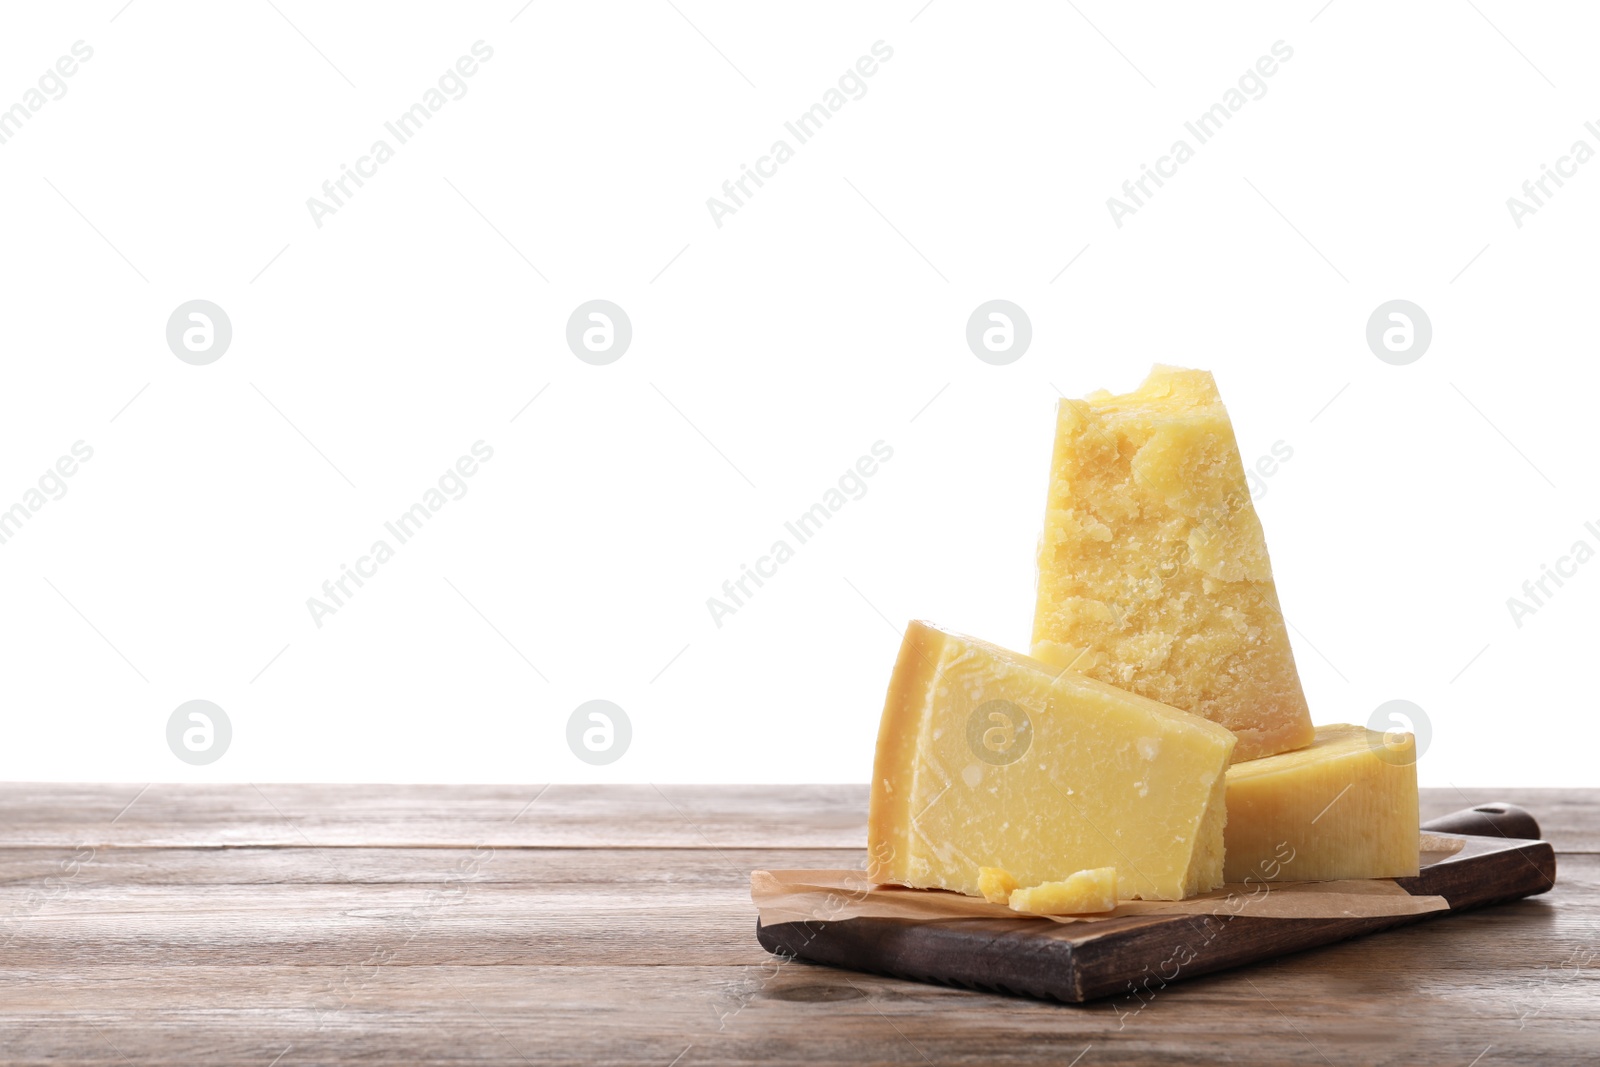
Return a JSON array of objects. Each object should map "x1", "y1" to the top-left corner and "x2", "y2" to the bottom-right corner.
[{"x1": 1422, "y1": 801, "x2": 1540, "y2": 840}]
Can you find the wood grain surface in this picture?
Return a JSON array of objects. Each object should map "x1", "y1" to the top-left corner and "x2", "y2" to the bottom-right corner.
[{"x1": 0, "y1": 784, "x2": 1595, "y2": 1065}]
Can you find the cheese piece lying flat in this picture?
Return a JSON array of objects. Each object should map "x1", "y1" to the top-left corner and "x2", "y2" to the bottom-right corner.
[
  {"x1": 1009, "y1": 867, "x2": 1118, "y2": 915},
  {"x1": 1224, "y1": 723, "x2": 1420, "y2": 882},
  {"x1": 977, "y1": 866, "x2": 1019, "y2": 904},
  {"x1": 867, "y1": 620, "x2": 1236, "y2": 901},
  {"x1": 1030, "y1": 366, "x2": 1315, "y2": 763}
]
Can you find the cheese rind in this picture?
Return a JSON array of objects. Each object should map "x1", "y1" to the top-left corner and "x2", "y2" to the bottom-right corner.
[
  {"x1": 1223, "y1": 723, "x2": 1420, "y2": 882},
  {"x1": 867, "y1": 621, "x2": 1236, "y2": 901},
  {"x1": 1030, "y1": 366, "x2": 1315, "y2": 762},
  {"x1": 1008, "y1": 867, "x2": 1119, "y2": 915}
]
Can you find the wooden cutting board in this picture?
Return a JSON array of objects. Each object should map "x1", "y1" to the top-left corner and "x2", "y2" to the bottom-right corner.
[{"x1": 755, "y1": 803, "x2": 1557, "y2": 1003}]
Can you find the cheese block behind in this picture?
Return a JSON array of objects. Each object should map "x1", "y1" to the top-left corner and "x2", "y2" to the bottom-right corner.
[
  {"x1": 1224, "y1": 723, "x2": 1420, "y2": 882},
  {"x1": 1031, "y1": 365, "x2": 1315, "y2": 762},
  {"x1": 868, "y1": 621, "x2": 1236, "y2": 901}
]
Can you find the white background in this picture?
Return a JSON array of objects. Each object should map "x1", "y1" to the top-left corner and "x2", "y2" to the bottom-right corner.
[{"x1": 1, "y1": 1, "x2": 1595, "y2": 786}]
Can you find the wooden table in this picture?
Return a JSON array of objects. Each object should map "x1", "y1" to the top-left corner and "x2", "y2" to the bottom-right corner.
[{"x1": 0, "y1": 785, "x2": 1594, "y2": 1065}]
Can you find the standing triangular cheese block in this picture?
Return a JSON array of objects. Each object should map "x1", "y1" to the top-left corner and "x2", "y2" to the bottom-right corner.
[
  {"x1": 868, "y1": 621, "x2": 1236, "y2": 901},
  {"x1": 1031, "y1": 366, "x2": 1315, "y2": 762}
]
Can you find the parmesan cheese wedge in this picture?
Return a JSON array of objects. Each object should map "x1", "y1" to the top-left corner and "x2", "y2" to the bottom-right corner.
[
  {"x1": 1224, "y1": 723, "x2": 1421, "y2": 882},
  {"x1": 1031, "y1": 366, "x2": 1315, "y2": 762},
  {"x1": 868, "y1": 621, "x2": 1236, "y2": 901}
]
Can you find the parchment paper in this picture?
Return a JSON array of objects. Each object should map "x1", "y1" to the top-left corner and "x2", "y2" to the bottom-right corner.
[{"x1": 752, "y1": 834, "x2": 1461, "y2": 927}]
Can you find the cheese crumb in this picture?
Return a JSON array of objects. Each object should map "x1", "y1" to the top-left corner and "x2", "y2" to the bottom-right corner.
[
  {"x1": 977, "y1": 866, "x2": 1019, "y2": 904},
  {"x1": 1008, "y1": 867, "x2": 1119, "y2": 915}
]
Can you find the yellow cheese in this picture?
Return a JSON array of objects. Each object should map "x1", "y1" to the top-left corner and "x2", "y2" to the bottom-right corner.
[
  {"x1": 1223, "y1": 723, "x2": 1420, "y2": 882},
  {"x1": 1008, "y1": 867, "x2": 1118, "y2": 915},
  {"x1": 1030, "y1": 365, "x2": 1315, "y2": 762},
  {"x1": 977, "y1": 866, "x2": 1019, "y2": 904},
  {"x1": 867, "y1": 620, "x2": 1236, "y2": 901}
]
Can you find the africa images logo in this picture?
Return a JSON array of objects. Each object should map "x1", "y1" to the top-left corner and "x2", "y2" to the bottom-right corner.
[{"x1": 966, "y1": 699, "x2": 1033, "y2": 766}]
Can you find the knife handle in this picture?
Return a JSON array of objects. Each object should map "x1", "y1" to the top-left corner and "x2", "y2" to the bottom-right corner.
[{"x1": 1421, "y1": 801, "x2": 1541, "y2": 840}]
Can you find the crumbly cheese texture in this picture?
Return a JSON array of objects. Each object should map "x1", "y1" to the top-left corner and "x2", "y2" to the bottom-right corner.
[
  {"x1": 1009, "y1": 867, "x2": 1118, "y2": 915},
  {"x1": 867, "y1": 621, "x2": 1236, "y2": 901},
  {"x1": 1224, "y1": 723, "x2": 1420, "y2": 882},
  {"x1": 1031, "y1": 365, "x2": 1315, "y2": 763},
  {"x1": 977, "y1": 866, "x2": 1019, "y2": 904}
]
